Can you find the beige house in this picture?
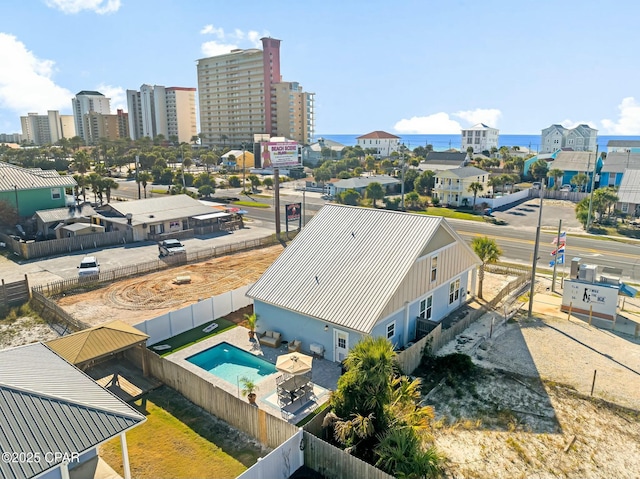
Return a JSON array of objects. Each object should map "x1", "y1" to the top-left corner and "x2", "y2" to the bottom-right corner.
[{"x1": 433, "y1": 166, "x2": 489, "y2": 207}]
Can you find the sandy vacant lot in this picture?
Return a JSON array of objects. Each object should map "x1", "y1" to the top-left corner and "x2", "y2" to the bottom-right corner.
[{"x1": 56, "y1": 245, "x2": 285, "y2": 327}]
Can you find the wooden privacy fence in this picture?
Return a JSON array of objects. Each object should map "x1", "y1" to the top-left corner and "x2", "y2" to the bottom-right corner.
[
  {"x1": 302, "y1": 432, "x2": 395, "y2": 479},
  {"x1": 2, "y1": 230, "x2": 133, "y2": 260},
  {"x1": 30, "y1": 290, "x2": 90, "y2": 332},
  {"x1": 395, "y1": 271, "x2": 530, "y2": 375},
  {"x1": 33, "y1": 233, "x2": 294, "y2": 297},
  {"x1": 124, "y1": 347, "x2": 298, "y2": 450},
  {"x1": 0, "y1": 275, "x2": 30, "y2": 309}
]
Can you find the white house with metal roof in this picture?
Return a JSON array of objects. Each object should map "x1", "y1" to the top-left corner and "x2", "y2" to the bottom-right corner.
[
  {"x1": 617, "y1": 169, "x2": 640, "y2": 218},
  {"x1": 433, "y1": 166, "x2": 489, "y2": 207},
  {"x1": 0, "y1": 342, "x2": 145, "y2": 479},
  {"x1": 246, "y1": 205, "x2": 480, "y2": 362},
  {"x1": 95, "y1": 194, "x2": 228, "y2": 241}
]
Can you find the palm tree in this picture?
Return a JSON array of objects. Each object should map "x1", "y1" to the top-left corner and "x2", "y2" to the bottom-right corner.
[
  {"x1": 73, "y1": 174, "x2": 88, "y2": 203},
  {"x1": 365, "y1": 182, "x2": 385, "y2": 208},
  {"x1": 570, "y1": 172, "x2": 589, "y2": 192},
  {"x1": 547, "y1": 168, "x2": 564, "y2": 189},
  {"x1": 102, "y1": 178, "x2": 119, "y2": 204},
  {"x1": 72, "y1": 150, "x2": 91, "y2": 175},
  {"x1": 468, "y1": 182, "x2": 484, "y2": 211},
  {"x1": 471, "y1": 236, "x2": 502, "y2": 300}
]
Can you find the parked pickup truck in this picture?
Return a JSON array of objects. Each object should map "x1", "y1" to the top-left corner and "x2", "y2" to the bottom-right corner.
[{"x1": 158, "y1": 239, "x2": 186, "y2": 257}]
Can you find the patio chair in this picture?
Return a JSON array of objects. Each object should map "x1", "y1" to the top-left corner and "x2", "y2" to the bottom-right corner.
[{"x1": 288, "y1": 339, "x2": 302, "y2": 353}]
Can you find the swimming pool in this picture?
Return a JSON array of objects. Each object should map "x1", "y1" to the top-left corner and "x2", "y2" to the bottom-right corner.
[{"x1": 186, "y1": 342, "x2": 277, "y2": 385}]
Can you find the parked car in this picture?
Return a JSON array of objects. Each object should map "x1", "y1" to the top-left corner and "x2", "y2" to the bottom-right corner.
[
  {"x1": 158, "y1": 239, "x2": 186, "y2": 257},
  {"x1": 560, "y1": 184, "x2": 572, "y2": 192},
  {"x1": 78, "y1": 256, "x2": 100, "y2": 277}
]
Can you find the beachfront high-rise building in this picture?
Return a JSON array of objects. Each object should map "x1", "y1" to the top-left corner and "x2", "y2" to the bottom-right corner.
[
  {"x1": 540, "y1": 124, "x2": 597, "y2": 153},
  {"x1": 72, "y1": 91, "x2": 111, "y2": 144},
  {"x1": 20, "y1": 111, "x2": 76, "y2": 145},
  {"x1": 461, "y1": 123, "x2": 499, "y2": 154},
  {"x1": 82, "y1": 109, "x2": 129, "y2": 144},
  {"x1": 127, "y1": 85, "x2": 197, "y2": 144},
  {"x1": 196, "y1": 37, "x2": 315, "y2": 148}
]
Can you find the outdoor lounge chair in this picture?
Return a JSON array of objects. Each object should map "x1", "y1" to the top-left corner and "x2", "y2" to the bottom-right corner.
[{"x1": 288, "y1": 339, "x2": 302, "y2": 353}]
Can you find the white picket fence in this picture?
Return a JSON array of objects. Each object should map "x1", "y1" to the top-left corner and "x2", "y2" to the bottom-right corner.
[{"x1": 134, "y1": 283, "x2": 254, "y2": 345}]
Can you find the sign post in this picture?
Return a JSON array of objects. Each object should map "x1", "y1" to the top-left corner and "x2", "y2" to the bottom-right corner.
[
  {"x1": 285, "y1": 202, "x2": 302, "y2": 233},
  {"x1": 552, "y1": 220, "x2": 562, "y2": 292}
]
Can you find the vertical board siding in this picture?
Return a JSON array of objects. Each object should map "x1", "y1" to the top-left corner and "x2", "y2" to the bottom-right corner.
[{"x1": 303, "y1": 432, "x2": 395, "y2": 479}]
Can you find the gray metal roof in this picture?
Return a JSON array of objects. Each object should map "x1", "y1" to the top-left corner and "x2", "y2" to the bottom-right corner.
[
  {"x1": 333, "y1": 175, "x2": 400, "y2": 190},
  {"x1": 0, "y1": 162, "x2": 76, "y2": 192},
  {"x1": 436, "y1": 166, "x2": 489, "y2": 179},
  {"x1": 104, "y1": 194, "x2": 216, "y2": 225},
  {"x1": 0, "y1": 343, "x2": 145, "y2": 479},
  {"x1": 423, "y1": 152, "x2": 468, "y2": 164},
  {"x1": 247, "y1": 205, "x2": 476, "y2": 334},
  {"x1": 617, "y1": 169, "x2": 640, "y2": 204},
  {"x1": 600, "y1": 152, "x2": 640, "y2": 173},
  {"x1": 550, "y1": 151, "x2": 597, "y2": 171},
  {"x1": 34, "y1": 204, "x2": 97, "y2": 223},
  {"x1": 607, "y1": 140, "x2": 640, "y2": 147}
]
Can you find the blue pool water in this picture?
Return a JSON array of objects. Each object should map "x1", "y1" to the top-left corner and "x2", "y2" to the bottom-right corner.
[{"x1": 186, "y1": 342, "x2": 277, "y2": 384}]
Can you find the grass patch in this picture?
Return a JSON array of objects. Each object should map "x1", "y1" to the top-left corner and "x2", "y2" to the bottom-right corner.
[
  {"x1": 417, "y1": 208, "x2": 486, "y2": 222},
  {"x1": 100, "y1": 387, "x2": 259, "y2": 478},
  {"x1": 149, "y1": 318, "x2": 236, "y2": 357},
  {"x1": 150, "y1": 188, "x2": 169, "y2": 194},
  {"x1": 232, "y1": 200, "x2": 270, "y2": 208},
  {"x1": 295, "y1": 401, "x2": 330, "y2": 427}
]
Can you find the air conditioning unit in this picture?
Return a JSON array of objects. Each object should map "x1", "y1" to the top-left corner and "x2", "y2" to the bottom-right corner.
[{"x1": 578, "y1": 264, "x2": 598, "y2": 283}]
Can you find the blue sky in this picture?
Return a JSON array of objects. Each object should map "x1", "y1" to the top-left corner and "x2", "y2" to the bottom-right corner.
[{"x1": 1, "y1": 0, "x2": 639, "y2": 136}]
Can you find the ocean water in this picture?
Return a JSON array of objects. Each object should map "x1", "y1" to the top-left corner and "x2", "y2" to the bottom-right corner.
[{"x1": 318, "y1": 134, "x2": 640, "y2": 153}]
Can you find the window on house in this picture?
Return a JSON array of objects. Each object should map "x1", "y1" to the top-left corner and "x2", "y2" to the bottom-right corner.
[
  {"x1": 622, "y1": 203, "x2": 629, "y2": 213},
  {"x1": 51, "y1": 188, "x2": 61, "y2": 200},
  {"x1": 419, "y1": 296, "x2": 433, "y2": 320},
  {"x1": 431, "y1": 256, "x2": 438, "y2": 282},
  {"x1": 386, "y1": 322, "x2": 395, "y2": 339},
  {"x1": 449, "y1": 278, "x2": 461, "y2": 304}
]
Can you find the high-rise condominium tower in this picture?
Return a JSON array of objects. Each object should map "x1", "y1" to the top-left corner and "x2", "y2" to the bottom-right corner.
[
  {"x1": 127, "y1": 85, "x2": 197, "y2": 144},
  {"x1": 71, "y1": 91, "x2": 111, "y2": 144},
  {"x1": 196, "y1": 37, "x2": 314, "y2": 148}
]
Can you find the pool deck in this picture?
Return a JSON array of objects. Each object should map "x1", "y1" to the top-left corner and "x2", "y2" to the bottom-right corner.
[{"x1": 165, "y1": 325, "x2": 341, "y2": 424}]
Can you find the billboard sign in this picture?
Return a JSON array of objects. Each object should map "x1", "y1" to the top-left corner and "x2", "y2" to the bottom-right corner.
[
  {"x1": 261, "y1": 142, "x2": 300, "y2": 168},
  {"x1": 560, "y1": 279, "x2": 618, "y2": 321},
  {"x1": 285, "y1": 203, "x2": 302, "y2": 232}
]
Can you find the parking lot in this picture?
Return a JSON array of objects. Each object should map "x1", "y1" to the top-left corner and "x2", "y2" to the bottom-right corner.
[
  {"x1": 0, "y1": 224, "x2": 275, "y2": 288},
  {"x1": 491, "y1": 198, "x2": 584, "y2": 232}
]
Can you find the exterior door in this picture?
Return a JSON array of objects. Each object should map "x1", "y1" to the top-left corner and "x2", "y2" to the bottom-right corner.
[{"x1": 333, "y1": 329, "x2": 349, "y2": 362}]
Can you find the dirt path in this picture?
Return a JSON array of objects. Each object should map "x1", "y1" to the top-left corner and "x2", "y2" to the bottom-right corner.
[{"x1": 56, "y1": 245, "x2": 284, "y2": 327}]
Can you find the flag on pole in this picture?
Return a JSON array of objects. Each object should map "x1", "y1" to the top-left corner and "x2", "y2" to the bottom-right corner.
[
  {"x1": 552, "y1": 232, "x2": 567, "y2": 244},
  {"x1": 549, "y1": 254, "x2": 565, "y2": 267},
  {"x1": 551, "y1": 245, "x2": 565, "y2": 256}
]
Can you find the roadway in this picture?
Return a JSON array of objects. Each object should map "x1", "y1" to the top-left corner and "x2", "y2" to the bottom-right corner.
[{"x1": 237, "y1": 191, "x2": 640, "y2": 283}]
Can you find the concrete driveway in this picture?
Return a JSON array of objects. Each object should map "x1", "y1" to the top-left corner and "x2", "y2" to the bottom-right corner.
[{"x1": 491, "y1": 198, "x2": 584, "y2": 233}]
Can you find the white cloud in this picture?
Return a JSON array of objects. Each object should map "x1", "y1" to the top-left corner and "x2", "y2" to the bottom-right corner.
[
  {"x1": 200, "y1": 25, "x2": 225, "y2": 38},
  {"x1": 394, "y1": 113, "x2": 462, "y2": 134},
  {"x1": 600, "y1": 97, "x2": 640, "y2": 135},
  {"x1": 199, "y1": 26, "x2": 267, "y2": 57},
  {"x1": 96, "y1": 83, "x2": 126, "y2": 112},
  {"x1": 0, "y1": 33, "x2": 73, "y2": 114},
  {"x1": 45, "y1": 0, "x2": 120, "y2": 14},
  {"x1": 559, "y1": 119, "x2": 597, "y2": 130},
  {"x1": 454, "y1": 108, "x2": 502, "y2": 128},
  {"x1": 201, "y1": 41, "x2": 239, "y2": 57}
]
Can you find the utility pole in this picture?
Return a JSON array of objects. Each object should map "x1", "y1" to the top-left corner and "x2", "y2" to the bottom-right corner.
[
  {"x1": 241, "y1": 143, "x2": 246, "y2": 194},
  {"x1": 274, "y1": 168, "x2": 281, "y2": 239},
  {"x1": 400, "y1": 143, "x2": 406, "y2": 211},
  {"x1": 552, "y1": 219, "x2": 562, "y2": 293},
  {"x1": 528, "y1": 180, "x2": 544, "y2": 318},
  {"x1": 585, "y1": 145, "x2": 599, "y2": 232},
  {"x1": 135, "y1": 155, "x2": 141, "y2": 199}
]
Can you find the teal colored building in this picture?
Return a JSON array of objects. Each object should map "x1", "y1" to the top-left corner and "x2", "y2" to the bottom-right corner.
[
  {"x1": 600, "y1": 152, "x2": 640, "y2": 188},
  {"x1": 0, "y1": 162, "x2": 76, "y2": 217},
  {"x1": 523, "y1": 150, "x2": 560, "y2": 177}
]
